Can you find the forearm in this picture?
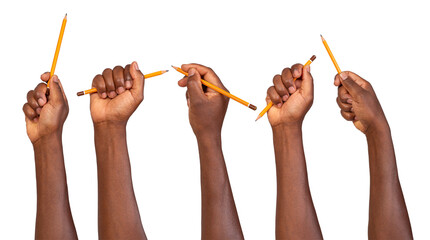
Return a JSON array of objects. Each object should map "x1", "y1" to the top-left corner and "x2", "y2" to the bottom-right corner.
[
  {"x1": 33, "y1": 132, "x2": 77, "y2": 240},
  {"x1": 366, "y1": 125, "x2": 412, "y2": 239},
  {"x1": 197, "y1": 133, "x2": 244, "y2": 240},
  {"x1": 272, "y1": 124, "x2": 322, "y2": 240},
  {"x1": 94, "y1": 123, "x2": 146, "y2": 239}
]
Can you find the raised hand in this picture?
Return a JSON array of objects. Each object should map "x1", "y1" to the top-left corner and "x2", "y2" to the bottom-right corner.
[
  {"x1": 266, "y1": 64, "x2": 313, "y2": 128},
  {"x1": 90, "y1": 61, "x2": 144, "y2": 125},
  {"x1": 177, "y1": 63, "x2": 244, "y2": 240},
  {"x1": 23, "y1": 73, "x2": 68, "y2": 144},
  {"x1": 178, "y1": 64, "x2": 229, "y2": 138},
  {"x1": 334, "y1": 71, "x2": 388, "y2": 134},
  {"x1": 23, "y1": 73, "x2": 77, "y2": 239}
]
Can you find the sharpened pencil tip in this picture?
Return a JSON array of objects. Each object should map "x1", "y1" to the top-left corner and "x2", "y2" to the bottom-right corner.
[
  {"x1": 320, "y1": 34, "x2": 325, "y2": 41},
  {"x1": 255, "y1": 115, "x2": 262, "y2": 121},
  {"x1": 165, "y1": 70, "x2": 169, "y2": 72}
]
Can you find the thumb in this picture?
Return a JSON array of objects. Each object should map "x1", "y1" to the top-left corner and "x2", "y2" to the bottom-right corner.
[
  {"x1": 301, "y1": 65, "x2": 314, "y2": 97},
  {"x1": 48, "y1": 75, "x2": 66, "y2": 104},
  {"x1": 186, "y1": 68, "x2": 205, "y2": 101},
  {"x1": 339, "y1": 72, "x2": 363, "y2": 97},
  {"x1": 130, "y1": 61, "x2": 145, "y2": 100}
]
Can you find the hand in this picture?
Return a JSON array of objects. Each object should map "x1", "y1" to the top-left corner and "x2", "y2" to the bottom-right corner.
[
  {"x1": 334, "y1": 71, "x2": 388, "y2": 134},
  {"x1": 266, "y1": 64, "x2": 314, "y2": 128},
  {"x1": 23, "y1": 73, "x2": 69, "y2": 144},
  {"x1": 90, "y1": 61, "x2": 144, "y2": 125},
  {"x1": 177, "y1": 64, "x2": 229, "y2": 137}
]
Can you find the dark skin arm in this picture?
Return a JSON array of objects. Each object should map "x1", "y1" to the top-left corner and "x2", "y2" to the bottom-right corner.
[
  {"x1": 266, "y1": 64, "x2": 323, "y2": 239},
  {"x1": 23, "y1": 73, "x2": 77, "y2": 240},
  {"x1": 91, "y1": 62, "x2": 147, "y2": 239},
  {"x1": 178, "y1": 64, "x2": 244, "y2": 240},
  {"x1": 335, "y1": 72, "x2": 413, "y2": 239}
]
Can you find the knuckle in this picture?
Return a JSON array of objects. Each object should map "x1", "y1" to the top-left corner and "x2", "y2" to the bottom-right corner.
[
  {"x1": 282, "y1": 67, "x2": 291, "y2": 74},
  {"x1": 27, "y1": 90, "x2": 34, "y2": 99},
  {"x1": 272, "y1": 74, "x2": 281, "y2": 84},
  {"x1": 94, "y1": 74, "x2": 103, "y2": 83},
  {"x1": 113, "y1": 65, "x2": 123, "y2": 71},
  {"x1": 102, "y1": 68, "x2": 112, "y2": 75}
]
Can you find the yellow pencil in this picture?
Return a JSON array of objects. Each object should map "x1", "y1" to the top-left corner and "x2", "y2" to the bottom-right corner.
[
  {"x1": 172, "y1": 66, "x2": 257, "y2": 111},
  {"x1": 47, "y1": 14, "x2": 67, "y2": 88},
  {"x1": 320, "y1": 35, "x2": 341, "y2": 74},
  {"x1": 255, "y1": 55, "x2": 316, "y2": 121},
  {"x1": 76, "y1": 70, "x2": 169, "y2": 96}
]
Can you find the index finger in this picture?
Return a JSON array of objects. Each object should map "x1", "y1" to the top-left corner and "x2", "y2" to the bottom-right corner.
[{"x1": 290, "y1": 63, "x2": 304, "y2": 80}]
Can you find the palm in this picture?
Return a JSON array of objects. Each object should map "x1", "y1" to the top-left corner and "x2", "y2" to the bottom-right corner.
[
  {"x1": 90, "y1": 91, "x2": 139, "y2": 124},
  {"x1": 268, "y1": 89, "x2": 311, "y2": 127}
]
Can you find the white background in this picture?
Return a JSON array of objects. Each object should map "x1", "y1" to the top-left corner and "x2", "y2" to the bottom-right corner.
[{"x1": 1, "y1": 0, "x2": 429, "y2": 239}]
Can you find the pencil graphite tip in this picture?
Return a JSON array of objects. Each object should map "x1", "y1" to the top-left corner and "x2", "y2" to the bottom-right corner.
[
  {"x1": 320, "y1": 34, "x2": 325, "y2": 41},
  {"x1": 255, "y1": 115, "x2": 262, "y2": 121},
  {"x1": 165, "y1": 70, "x2": 169, "y2": 72},
  {"x1": 65, "y1": 13, "x2": 67, "y2": 19}
]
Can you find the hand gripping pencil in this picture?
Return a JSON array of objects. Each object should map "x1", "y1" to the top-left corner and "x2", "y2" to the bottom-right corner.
[
  {"x1": 255, "y1": 55, "x2": 316, "y2": 121},
  {"x1": 76, "y1": 70, "x2": 169, "y2": 96},
  {"x1": 172, "y1": 66, "x2": 257, "y2": 111},
  {"x1": 320, "y1": 34, "x2": 365, "y2": 131}
]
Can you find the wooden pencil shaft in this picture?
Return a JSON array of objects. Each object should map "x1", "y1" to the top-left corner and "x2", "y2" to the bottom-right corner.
[
  {"x1": 47, "y1": 14, "x2": 67, "y2": 88},
  {"x1": 173, "y1": 66, "x2": 254, "y2": 108},
  {"x1": 322, "y1": 37, "x2": 341, "y2": 73},
  {"x1": 77, "y1": 71, "x2": 167, "y2": 96}
]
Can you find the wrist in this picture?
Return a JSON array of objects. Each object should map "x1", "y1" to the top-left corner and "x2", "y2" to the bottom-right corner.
[
  {"x1": 272, "y1": 122, "x2": 302, "y2": 133},
  {"x1": 94, "y1": 121, "x2": 127, "y2": 131},
  {"x1": 272, "y1": 123, "x2": 303, "y2": 140},
  {"x1": 32, "y1": 131, "x2": 62, "y2": 148},
  {"x1": 366, "y1": 120, "x2": 390, "y2": 139}
]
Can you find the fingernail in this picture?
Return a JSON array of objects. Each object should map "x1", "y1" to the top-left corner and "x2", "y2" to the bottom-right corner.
[
  {"x1": 340, "y1": 72, "x2": 348, "y2": 80},
  {"x1": 117, "y1": 87, "x2": 125, "y2": 94},
  {"x1": 36, "y1": 108, "x2": 42, "y2": 115},
  {"x1": 306, "y1": 65, "x2": 311, "y2": 73},
  {"x1": 293, "y1": 69, "x2": 299, "y2": 77},
  {"x1": 109, "y1": 91, "x2": 116, "y2": 98},
  {"x1": 288, "y1": 87, "x2": 295, "y2": 93},
  {"x1": 37, "y1": 98, "x2": 45, "y2": 106},
  {"x1": 52, "y1": 76, "x2": 59, "y2": 83},
  {"x1": 134, "y1": 61, "x2": 139, "y2": 71},
  {"x1": 282, "y1": 95, "x2": 288, "y2": 101},
  {"x1": 347, "y1": 98, "x2": 353, "y2": 104},
  {"x1": 125, "y1": 81, "x2": 132, "y2": 89},
  {"x1": 101, "y1": 92, "x2": 107, "y2": 98},
  {"x1": 188, "y1": 68, "x2": 195, "y2": 77},
  {"x1": 277, "y1": 103, "x2": 282, "y2": 108}
]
